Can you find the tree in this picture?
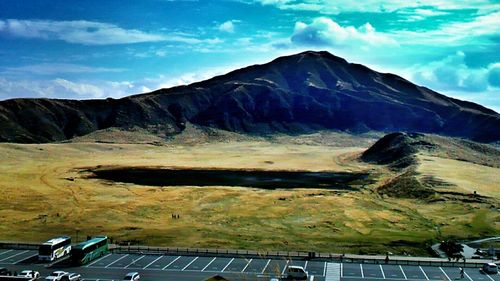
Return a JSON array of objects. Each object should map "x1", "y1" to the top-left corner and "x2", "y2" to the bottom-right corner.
[{"x1": 439, "y1": 240, "x2": 464, "y2": 258}]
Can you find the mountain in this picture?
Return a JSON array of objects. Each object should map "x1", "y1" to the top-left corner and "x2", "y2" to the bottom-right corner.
[{"x1": 1, "y1": 51, "x2": 500, "y2": 143}]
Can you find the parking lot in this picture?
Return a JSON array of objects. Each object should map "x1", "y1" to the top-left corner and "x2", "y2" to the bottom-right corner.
[
  {"x1": 0, "y1": 249, "x2": 499, "y2": 281},
  {"x1": 85, "y1": 252, "x2": 327, "y2": 277},
  {"x1": 341, "y1": 263, "x2": 500, "y2": 281}
]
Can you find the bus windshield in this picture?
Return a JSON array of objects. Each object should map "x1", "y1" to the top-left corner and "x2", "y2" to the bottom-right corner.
[{"x1": 39, "y1": 245, "x2": 52, "y2": 255}]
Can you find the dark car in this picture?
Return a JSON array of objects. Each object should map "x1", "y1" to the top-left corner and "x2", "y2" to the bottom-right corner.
[{"x1": 0, "y1": 267, "x2": 11, "y2": 276}]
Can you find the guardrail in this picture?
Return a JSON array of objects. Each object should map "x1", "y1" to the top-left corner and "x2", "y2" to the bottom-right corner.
[
  {"x1": 0, "y1": 242, "x2": 39, "y2": 250},
  {"x1": 111, "y1": 245, "x2": 495, "y2": 268}
]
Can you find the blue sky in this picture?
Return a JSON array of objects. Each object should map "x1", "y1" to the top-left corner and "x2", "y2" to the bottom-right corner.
[{"x1": 0, "y1": 0, "x2": 499, "y2": 112}]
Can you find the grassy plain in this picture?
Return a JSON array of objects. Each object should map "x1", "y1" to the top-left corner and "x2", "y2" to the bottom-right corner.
[{"x1": 0, "y1": 132, "x2": 498, "y2": 256}]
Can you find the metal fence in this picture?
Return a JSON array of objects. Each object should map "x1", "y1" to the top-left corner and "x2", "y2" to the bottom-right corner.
[
  {"x1": 111, "y1": 245, "x2": 492, "y2": 268},
  {"x1": 0, "y1": 242, "x2": 39, "y2": 250}
]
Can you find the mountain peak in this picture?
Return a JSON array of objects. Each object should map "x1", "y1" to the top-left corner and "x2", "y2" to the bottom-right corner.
[{"x1": 1, "y1": 51, "x2": 499, "y2": 143}]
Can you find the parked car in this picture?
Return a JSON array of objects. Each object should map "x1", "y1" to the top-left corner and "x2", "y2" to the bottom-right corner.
[
  {"x1": 60, "y1": 273, "x2": 81, "y2": 281},
  {"x1": 45, "y1": 271, "x2": 68, "y2": 281},
  {"x1": 18, "y1": 270, "x2": 40, "y2": 279},
  {"x1": 481, "y1": 263, "x2": 498, "y2": 274},
  {"x1": 285, "y1": 265, "x2": 308, "y2": 280},
  {"x1": 123, "y1": 272, "x2": 140, "y2": 281}
]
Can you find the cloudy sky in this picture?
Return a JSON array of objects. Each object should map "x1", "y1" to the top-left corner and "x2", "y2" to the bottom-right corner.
[{"x1": 0, "y1": 0, "x2": 499, "y2": 111}]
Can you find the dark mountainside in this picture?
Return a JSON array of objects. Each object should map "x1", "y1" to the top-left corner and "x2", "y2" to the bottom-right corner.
[{"x1": 1, "y1": 51, "x2": 500, "y2": 143}]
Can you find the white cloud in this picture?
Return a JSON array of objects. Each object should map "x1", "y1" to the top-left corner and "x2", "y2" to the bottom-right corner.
[
  {"x1": 0, "y1": 78, "x2": 150, "y2": 100},
  {"x1": 290, "y1": 17, "x2": 398, "y2": 48},
  {"x1": 0, "y1": 19, "x2": 218, "y2": 45},
  {"x1": 411, "y1": 51, "x2": 499, "y2": 92},
  {"x1": 393, "y1": 11, "x2": 500, "y2": 44},
  {"x1": 251, "y1": 0, "x2": 498, "y2": 14},
  {"x1": 218, "y1": 21, "x2": 235, "y2": 33},
  {"x1": 2, "y1": 63, "x2": 126, "y2": 76}
]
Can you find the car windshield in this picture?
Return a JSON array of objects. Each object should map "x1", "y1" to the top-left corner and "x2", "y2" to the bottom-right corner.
[
  {"x1": 124, "y1": 276, "x2": 132, "y2": 280},
  {"x1": 50, "y1": 273, "x2": 60, "y2": 276}
]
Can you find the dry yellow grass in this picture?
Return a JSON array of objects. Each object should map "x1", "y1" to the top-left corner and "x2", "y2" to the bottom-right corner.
[
  {"x1": 0, "y1": 139, "x2": 497, "y2": 255},
  {"x1": 417, "y1": 155, "x2": 500, "y2": 198}
]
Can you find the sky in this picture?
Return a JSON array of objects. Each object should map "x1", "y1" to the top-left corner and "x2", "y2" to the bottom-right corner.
[{"x1": 0, "y1": 0, "x2": 499, "y2": 112}]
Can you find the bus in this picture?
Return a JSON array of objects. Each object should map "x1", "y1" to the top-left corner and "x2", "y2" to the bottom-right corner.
[
  {"x1": 38, "y1": 236, "x2": 72, "y2": 262},
  {"x1": 71, "y1": 236, "x2": 109, "y2": 265}
]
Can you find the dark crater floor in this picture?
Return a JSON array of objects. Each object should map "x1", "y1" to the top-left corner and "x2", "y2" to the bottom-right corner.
[{"x1": 87, "y1": 167, "x2": 372, "y2": 189}]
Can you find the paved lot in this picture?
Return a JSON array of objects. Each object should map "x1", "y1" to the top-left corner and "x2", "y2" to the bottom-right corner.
[
  {"x1": 341, "y1": 263, "x2": 500, "y2": 281},
  {"x1": 0, "y1": 249, "x2": 499, "y2": 281}
]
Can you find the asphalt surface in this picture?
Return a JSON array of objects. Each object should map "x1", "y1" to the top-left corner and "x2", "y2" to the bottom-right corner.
[{"x1": 0, "y1": 249, "x2": 499, "y2": 281}]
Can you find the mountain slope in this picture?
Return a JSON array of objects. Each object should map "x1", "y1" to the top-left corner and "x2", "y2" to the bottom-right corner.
[{"x1": 1, "y1": 51, "x2": 500, "y2": 143}]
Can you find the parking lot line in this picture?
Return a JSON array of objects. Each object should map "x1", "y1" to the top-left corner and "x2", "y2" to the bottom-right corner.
[
  {"x1": 241, "y1": 258, "x2": 252, "y2": 272},
  {"x1": 340, "y1": 263, "x2": 343, "y2": 277},
  {"x1": 261, "y1": 259, "x2": 271, "y2": 274},
  {"x1": 15, "y1": 253, "x2": 38, "y2": 264},
  {"x1": 182, "y1": 257, "x2": 198, "y2": 271},
  {"x1": 439, "y1": 267, "x2": 451, "y2": 281},
  {"x1": 379, "y1": 265, "x2": 386, "y2": 279},
  {"x1": 85, "y1": 253, "x2": 111, "y2": 267},
  {"x1": 143, "y1": 255, "x2": 164, "y2": 269},
  {"x1": 221, "y1": 258, "x2": 235, "y2": 272},
  {"x1": 322, "y1": 261, "x2": 327, "y2": 276},
  {"x1": 398, "y1": 265, "x2": 407, "y2": 280},
  {"x1": 484, "y1": 273, "x2": 495, "y2": 281},
  {"x1": 463, "y1": 271, "x2": 473, "y2": 281},
  {"x1": 201, "y1": 257, "x2": 216, "y2": 271},
  {"x1": 360, "y1": 264, "x2": 364, "y2": 278},
  {"x1": 419, "y1": 266, "x2": 429, "y2": 280},
  {"x1": 282, "y1": 260, "x2": 290, "y2": 275},
  {"x1": 0, "y1": 250, "x2": 29, "y2": 262},
  {"x1": 105, "y1": 254, "x2": 129, "y2": 268},
  {"x1": 162, "y1": 256, "x2": 180, "y2": 270},
  {"x1": 0, "y1": 250, "x2": 13, "y2": 258},
  {"x1": 125, "y1": 255, "x2": 145, "y2": 268}
]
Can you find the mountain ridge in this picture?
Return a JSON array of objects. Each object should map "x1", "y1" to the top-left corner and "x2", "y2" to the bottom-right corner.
[{"x1": 1, "y1": 50, "x2": 499, "y2": 143}]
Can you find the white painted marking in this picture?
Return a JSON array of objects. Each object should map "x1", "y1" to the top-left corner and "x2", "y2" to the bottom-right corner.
[
  {"x1": 419, "y1": 266, "x2": 429, "y2": 280},
  {"x1": 0, "y1": 250, "x2": 29, "y2": 262},
  {"x1": 399, "y1": 265, "x2": 407, "y2": 280},
  {"x1": 0, "y1": 250, "x2": 13, "y2": 257},
  {"x1": 241, "y1": 258, "x2": 252, "y2": 272},
  {"x1": 341, "y1": 263, "x2": 343, "y2": 277},
  {"x1": 124, "y1": 255, "x2": 145, "y2": 268},
  {"x1": 14, "y1": 253, "x2": 37, "y2": 264},
  {"x1": 182, "y1": 256, "x2": 198, "y2": 271},
  {"x1": 86, "y1": 253, "x2": 111, "y2": 267},
  {"x1": 283, "y1": 260, "x2": 290, "y2": 275},
  {"x1": 380, "y1": 264, "x2": 386, "y2": 279},
  {"x1": 304, "y1": 260, "x2": 309, "y2": 271},
  {"x1": 202, "y1": 257, "x2": 216, "y2": 272},
  {"x1": 261, "y1": 259, "x2": 271, "y2": 274},
  {"x1": 360, "y1": 264, "x2": 364, "y2": 278},
  {"x1": 162, "y1": 256, "x2": 180, "y2": 270},
  {"x1": 143, "y1": 255, "x2": 164, "y2": 269},
  {"x1": 439, "y1": 267, "x2": 451, "y2": 281},
  {"x1": 484, "y1": 273, "x2": 495, "y2": 281},
  {"x1": 221, "y1": 257, "x2": 234, "y2": 272},
  {"x1": 322, "y1": 261, "x2": 326, "y2": 276},
  {"x1": 105, "y1": 254, "x2": 128, "y2": 268},
  {"x1": 464, "y1": 271, "x2": 473, "y2": 281}
]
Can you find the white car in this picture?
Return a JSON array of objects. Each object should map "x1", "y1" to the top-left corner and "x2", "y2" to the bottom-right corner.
[
  {"x1": 45, "y1": 271, "x2": 68, "y2": 281},
  {"x1": 60, "y1": 273, "x2": 81, "y2": 281},
  {"x1": 19, "y1": 270, "x2": 40, "y2": 279},
  {"x1": 285, "y1": 265, "x2": 308, "y2": 280},
  {"x1": 123, "y1": 272, "x2": 140, "y2": 281},
  {"x1": 482, "y1": 263, "x2": 498, "y2": 274}
]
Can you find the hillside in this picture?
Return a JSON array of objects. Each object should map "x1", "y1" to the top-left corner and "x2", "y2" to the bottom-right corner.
[
  {"x1": 1, "y1": 51, "x2": 500, "y2": 143},
  {"x1": 361, "y1": 132, "x2": 500, "y2": 200}
]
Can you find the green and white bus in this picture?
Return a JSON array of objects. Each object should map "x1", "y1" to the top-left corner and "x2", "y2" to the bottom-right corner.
[{"x1": 71, "y1": 236, "x2": 109, "y2": 265}]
